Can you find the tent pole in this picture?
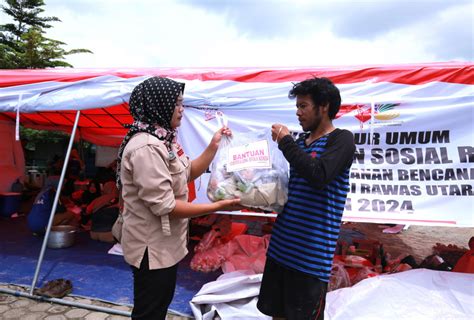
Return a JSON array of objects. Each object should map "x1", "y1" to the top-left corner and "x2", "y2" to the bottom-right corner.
[
  {"x1": 29, "y1": 110, "x2": 81, "y2": 295},
  {"x1": 0, "y1": 287, "x2": 131, "y2": 317}
]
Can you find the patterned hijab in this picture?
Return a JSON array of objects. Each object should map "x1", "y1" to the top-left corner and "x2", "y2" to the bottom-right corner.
[{"x1": 116, "y1": 77, "x2": 185, "y2": 188}]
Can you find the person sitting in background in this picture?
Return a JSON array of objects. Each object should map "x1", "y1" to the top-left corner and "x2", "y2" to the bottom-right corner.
[
  {"x1": 453, "y1": 237, "x2": 474, "y2": 274},
  {"x1": 80, "y1": 180, "x2": 101, "y2": 205},
  {"x1": 83, "y1": 181, "x2": 119, "y2": 243},
  {"x1": 67, "y1": 149, "x2": 85, "y2": 179},
  {"x1": 106, "y1": 159, "x2": 117, "y2": 179},
  {"x1": 47, "y1": 155, "x2": 64, "y2": 176},
  {"x1": 27, "y1": 180, "x2": 56, "y2": 234},
  {"x1": 94, "y1": 159, "x2": 118, "y2": 184},
  {"x1": 53, "y1": 195, "x2": 80, "y2": 227},
  {"x1": 63, "y1": 149, "x2": 85, "y2": 197},
  {"x1": 27, "y1": 178, "x2": 79, "y2": 235}
]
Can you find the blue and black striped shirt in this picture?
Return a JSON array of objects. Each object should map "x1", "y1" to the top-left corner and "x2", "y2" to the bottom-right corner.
[{"x1": 267, "y1": 128, "x2": 355, "y2": 282}]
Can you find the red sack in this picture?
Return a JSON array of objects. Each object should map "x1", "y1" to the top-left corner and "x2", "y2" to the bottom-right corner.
[{"x1": 453, "y1": 250, "x2": 474, "y2": 274}]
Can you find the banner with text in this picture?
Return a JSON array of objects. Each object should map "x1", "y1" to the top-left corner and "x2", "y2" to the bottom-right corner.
[
  {"x1": 338, "y1": 99, "x2": 473, "y2": 227},
  {"x1": 178, "y1": 83, "x2": 473, "y2": 227}
]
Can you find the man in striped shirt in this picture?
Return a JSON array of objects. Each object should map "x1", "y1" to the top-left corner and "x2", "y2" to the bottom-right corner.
[{"x1": 257, "y1": 77, "x2": 355, "y2": 320}]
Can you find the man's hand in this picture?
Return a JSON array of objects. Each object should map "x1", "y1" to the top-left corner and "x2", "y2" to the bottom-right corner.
[{"x1": 271, "y1": 123, "x2": 290, "y2": 143}]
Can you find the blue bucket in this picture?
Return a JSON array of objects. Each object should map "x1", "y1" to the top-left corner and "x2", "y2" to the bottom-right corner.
[{"x1": 0, "y1": 192, "x2": 21, "y2": 217}]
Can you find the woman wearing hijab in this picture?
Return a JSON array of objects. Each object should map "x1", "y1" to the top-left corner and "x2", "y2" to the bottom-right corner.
[
  {"x1": 81, "y1": 180, "x2": 101, "y2": 205},
  {"x1": 117, "y1": 77, "x2": 241, "y2": 319}
]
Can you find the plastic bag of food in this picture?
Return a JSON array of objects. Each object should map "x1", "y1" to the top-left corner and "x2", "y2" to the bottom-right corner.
[
  {"x1": 190, "y1": 248, "x2": 226, "y2": 272},
  {"x1": 328, "y1": 262, "x2": 351, "y2": 291},
  {"x1": 207, "y1": 128, "x2": 289, "y2": 213}
]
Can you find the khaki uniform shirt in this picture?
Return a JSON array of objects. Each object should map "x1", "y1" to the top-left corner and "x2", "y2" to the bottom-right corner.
[{"x1": 120, "y1": 133, "x2": 191, "y2": 269}]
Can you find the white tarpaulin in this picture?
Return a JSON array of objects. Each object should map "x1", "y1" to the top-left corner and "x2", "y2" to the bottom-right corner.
[
  {"x1": 326, "y1": 269, "x2": 474, "y2": 320},
  {"x1": 190, "y1": 269, "x2": 474, "y2": 320},
  {"x1": 190, "y1": 270, "x2": 270, "y2": 320}
]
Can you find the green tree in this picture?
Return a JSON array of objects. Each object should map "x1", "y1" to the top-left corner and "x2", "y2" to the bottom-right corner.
[
  {"x1": 0, "y1": 0, "x2": 92, "y2": 68},
  {"x1": 21, "y1": 126, "x2": 68, "y2": 144}
]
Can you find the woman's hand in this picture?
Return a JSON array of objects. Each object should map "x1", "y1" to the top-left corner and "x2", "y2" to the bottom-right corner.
[
  {"x1": 172, "y1": 198, "x2": 243, "y2": 218},
  {"x1": 210, "y1": 126, "x2": 232, "y2": 151},
  {"x1": 271, "y1": 123, "x2": 290, "y2": 143},
  {"x1": 215, "y1": 198, "x2": 244, "y2": 212},
  {"x1": 190, "y1": 126, "x2": 232, "y2": 180}
]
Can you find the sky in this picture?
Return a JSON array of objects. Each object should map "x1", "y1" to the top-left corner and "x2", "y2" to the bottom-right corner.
[{"x1": 1, "y1": 0, "x2": 473, "y2": 68}]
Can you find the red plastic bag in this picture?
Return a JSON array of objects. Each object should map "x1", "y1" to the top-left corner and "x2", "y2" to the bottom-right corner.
[
  {"x1": 453, "y1": 250, "x2": 474, "y2": 274},
  {"x1": 351, "y1": 266, "x2": 379, "y2": 285}
]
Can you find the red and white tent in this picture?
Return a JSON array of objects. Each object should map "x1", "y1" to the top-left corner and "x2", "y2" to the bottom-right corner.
[{"x1": 1, "y1": 63, "x2": 473, "y2": 226}]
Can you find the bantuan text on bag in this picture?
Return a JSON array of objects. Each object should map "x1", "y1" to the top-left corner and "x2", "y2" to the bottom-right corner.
[{"x1": 207, "y1": 129, "x2": 288, "y2": 213}]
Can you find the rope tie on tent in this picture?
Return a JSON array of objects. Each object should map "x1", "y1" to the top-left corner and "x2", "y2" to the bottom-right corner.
[{"x1": 15, "y1": 94, "x2": 23, "y2": 141}]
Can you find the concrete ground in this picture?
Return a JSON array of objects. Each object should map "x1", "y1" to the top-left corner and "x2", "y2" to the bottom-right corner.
[{"x1": 0, "y1": 283, "x2": 191, "y2": 320}]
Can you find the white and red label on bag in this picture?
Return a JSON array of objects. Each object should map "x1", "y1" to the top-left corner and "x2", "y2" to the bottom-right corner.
[{"x1": 226, "y1": 139, "x2": 271, "y2": 172}]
